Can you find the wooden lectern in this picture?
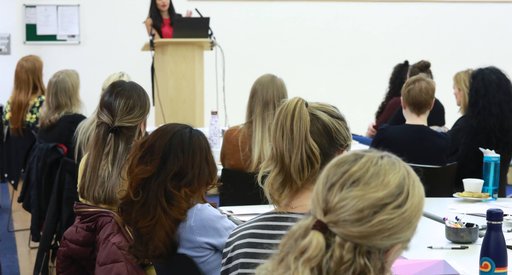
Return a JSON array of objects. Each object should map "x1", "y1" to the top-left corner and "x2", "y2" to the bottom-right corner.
[{"x1": 142, "y1": 39, "x2": 213, "y2": 127}]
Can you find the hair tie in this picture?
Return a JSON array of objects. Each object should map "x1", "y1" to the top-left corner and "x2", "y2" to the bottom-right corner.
[
  {"x1": 312, "y1": 219, "x2": 330, "y2": 235},
  {"x1": 109, "y1": 125, "x2": 120, "y2": 134},
  {"x1": 304, "y1": 101, "x2": 309, "y2": 108}
]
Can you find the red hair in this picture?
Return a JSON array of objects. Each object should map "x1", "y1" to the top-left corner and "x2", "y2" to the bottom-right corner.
[{"x1": 9, "y1": 55, "x2": 45, "y2": 136}]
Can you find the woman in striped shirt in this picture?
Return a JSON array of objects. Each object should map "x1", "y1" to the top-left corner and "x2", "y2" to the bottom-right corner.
[
  {"x1": 257, "y1": 150, "x2": 425, "y2": 275},
  {"x1": 221, "y1": 97, "x2": 352, "y2": 275}
]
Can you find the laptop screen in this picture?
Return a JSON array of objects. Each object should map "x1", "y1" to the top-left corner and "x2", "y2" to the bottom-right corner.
[{"x1": 173, "y1": 17, "x2": 210, "y2": 39}]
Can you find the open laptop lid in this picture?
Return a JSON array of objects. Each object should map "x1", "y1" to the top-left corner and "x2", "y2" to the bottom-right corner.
[{"x1": 173, "y1": 17, "x2": 210, "y2": 39}]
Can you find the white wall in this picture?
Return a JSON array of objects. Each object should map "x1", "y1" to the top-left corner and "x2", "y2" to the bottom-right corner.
[{"x1": 1, "y1": 0, "x2": 512, "y2": 134}]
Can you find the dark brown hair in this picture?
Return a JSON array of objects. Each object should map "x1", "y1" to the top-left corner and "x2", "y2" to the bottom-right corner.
[
  {"x1": 408, "y1": 60, "x2": 433, "y2": 79},
  {"x1": 119, "y1": 123, "x2": 218, "y2": 262}
]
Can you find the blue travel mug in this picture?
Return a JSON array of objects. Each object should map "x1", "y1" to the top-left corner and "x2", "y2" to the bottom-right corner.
[{"x1": 482, "y1": 154, "x2": 500, "y2": 200}]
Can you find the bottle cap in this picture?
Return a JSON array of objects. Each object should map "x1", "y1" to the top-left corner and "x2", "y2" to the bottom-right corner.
[{"x1": 487, "y1": 208, "x2": 504, "y2": 222}]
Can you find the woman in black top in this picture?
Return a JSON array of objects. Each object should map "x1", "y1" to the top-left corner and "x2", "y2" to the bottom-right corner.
[
  {"x1": 38, "y1": 70, "x2": 85, "y2": 155},
  {"x1": 448, "y1": 67, "x2": 512, "y2": 197}
]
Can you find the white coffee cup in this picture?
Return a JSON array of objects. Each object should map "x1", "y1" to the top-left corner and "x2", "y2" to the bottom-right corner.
[{"x1": 463, "y1": 178, "x2": 484, "y2": 193}]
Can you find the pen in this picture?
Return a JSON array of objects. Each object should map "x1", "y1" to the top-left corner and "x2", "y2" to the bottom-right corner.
[{"x1": 427, "y1": 246, "x2": 469, "y2": 250}]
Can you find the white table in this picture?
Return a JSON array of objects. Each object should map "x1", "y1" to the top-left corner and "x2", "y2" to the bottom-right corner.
[{"x1": 221, "y1": 198, "x2": 512, "y2": 275}]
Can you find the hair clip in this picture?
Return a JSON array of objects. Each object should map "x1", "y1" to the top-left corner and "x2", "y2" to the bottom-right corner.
[
  {"x1": 109, "y1": 125, "x2": 120, "y2": 134},
  {"x1": 311, "y1": 219, "x2": 330, "y2": 235},
  {"x1": 304, "y1": 101, "x2": 309, "y2": 108}
]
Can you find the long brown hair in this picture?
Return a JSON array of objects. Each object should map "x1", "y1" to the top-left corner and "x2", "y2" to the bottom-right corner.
[
  {"x1": 119, "y1": 123, "x2": 218, "y2": 262},
  {"x1": 242, "y1": 74, "x2": 287, "y2": 171},
  {"x1": 79, "y1": 80, "x2": 150, "y2": 207},
  {"x1": 9, "y1": 55, "x2": 46, "y2": 136}
]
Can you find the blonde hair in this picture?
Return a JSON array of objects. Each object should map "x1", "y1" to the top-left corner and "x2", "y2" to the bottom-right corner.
[
  {"x1": 257, "y1": 150, "x2": 425, "y2": 275},
  {"x1": 39, "y1": 70, "x2": 82, "y2": 128},
  {"x1": 401, "y1": 74, "x2": 436, "y2": 116},
  {"x1": 259, "y1": 97, "x2": 351, "y2": 208},
  {"x1": 79, "y1": 80, "x2": 149, "y2": 207},
  {"x1": 241, "y1": 74, "x2": 288, "y2": 171},
  {"x1": 453, "y1": 69, "x2": 473, "y2": 115},
  {"x1": 74, "y1": 72, "x2": 131, "y2": 160},
  {"x1": 9, "y1": 55, "x2": 46, "y2": 136}
]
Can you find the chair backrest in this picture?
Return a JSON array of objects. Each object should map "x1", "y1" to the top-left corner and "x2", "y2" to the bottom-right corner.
[
  {"x1": 409, "y1": 162, "x2": 458, "y2": 197},
  {"x1": 0, "y1": 104, "x2": 5, "y2": 182},
  {"x1": 4, "y1": 127, "x2": 37, "y2": 189},
  {"x1": 219, "y1": 168, "x2": 268, "y2": 206}
]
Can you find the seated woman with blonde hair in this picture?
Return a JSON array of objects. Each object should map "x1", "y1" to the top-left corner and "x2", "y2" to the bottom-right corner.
[
  {"x1": 221, "y1": 97, "x2": 352, "y2": 275},
  {"x1": 257, "y1": 150, "x2": 425, "y2": 275}
]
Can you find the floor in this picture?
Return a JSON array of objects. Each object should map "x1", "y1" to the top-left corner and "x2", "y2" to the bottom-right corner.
[{"x1": 1, "y1": 183, "x2": 39, "y2": 275}]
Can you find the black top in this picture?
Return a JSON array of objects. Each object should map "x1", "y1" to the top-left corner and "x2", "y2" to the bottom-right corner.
[
  {"x1": 37, "y1": 113, "x2": 86, "y2": 157},
  {"x1": 371, "y1": 124, "x2": 450, "y2": 166},
  {"x1": 388, "y1": 98, "x2": 446, "y2": 127},
  {"x1": 448, "y1": 116, "x2": 512, "y2": 196}
]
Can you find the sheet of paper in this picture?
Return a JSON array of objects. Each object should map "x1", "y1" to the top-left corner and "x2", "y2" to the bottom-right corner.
[
  {"x1": 36, "y1": 6, "x2": 58, "y2": 35},
  {"x1": 392, "y1": 259, "x2": 459, "y2": 275},
  {"x1": 25, "y1": 7, "x2": 37, "y2": 24},
  {"x1": 58, "y1": 6, "x2": 79, "y2": 35},
  {"x1": 448, "y1": 201, "x2": 512, "y2": 215}
]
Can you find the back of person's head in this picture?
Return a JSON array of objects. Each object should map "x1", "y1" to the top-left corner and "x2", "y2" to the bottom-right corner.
[
  {"x1": 409, "y1": 60, "x2": 433, "y2": 79},
  {"x1": 259, "y1": 97, "x2": 351, "y2": 208},
  {"x1": 244, "y1": 74, "x2": 288, "y2": 171},
  {"x1": 9, "y1": 55, "x2": 46, "y2": 136},
  {"x1": 119, "y1": 123, "x2": 217, "y2": 262},
  {"x1": 466, "y1": 66, "x2": 512, "y2": 152},
  {"x1": 453, "y1": 69, "x2": 473, "y2": 115},
  {"x1": 375, "y1": 60, "x2": 410, "y2": 120},
  {"x1": 74, "y1": 72, "x2": 132, "y2": 160},
  {"x1": 401, "y1": 74, "x2": 436, "y2": 116},
  {"x1": 102, "y1": 72, "x2": 131, "y2": 93},
  {"x1": 39, "y1": 69, "x2": 82, "y2": 128},
  {"x1": 257, "y1": 150, "x2": 425, "y2": 275},
  {"x1": 79, "y1": 80, "x2": 150, "y2": 207}
]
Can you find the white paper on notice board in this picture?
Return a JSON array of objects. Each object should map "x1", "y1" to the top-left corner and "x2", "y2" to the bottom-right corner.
[
  {"x1": 25, "y1": 7, "x2": 37, "y2": 24},
  {"x1": 58, "y1": 6, "x2": 79, "y2": 35},
  {"x1": 36, "y1": 5, "x2": 58, "y2": 35}
]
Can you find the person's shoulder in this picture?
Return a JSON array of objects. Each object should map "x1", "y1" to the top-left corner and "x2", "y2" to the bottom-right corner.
[
  {"x1": 224, "y1": 125, "x2": 243, "y2": 137},
  {"x1": 64, "y1": 113, "x2": 87, "y2": 123}
]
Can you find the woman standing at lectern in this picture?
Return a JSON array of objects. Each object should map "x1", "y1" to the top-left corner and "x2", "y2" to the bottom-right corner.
[{"x1": 145, "y1": 0, "x2": 192, "y2": 39}]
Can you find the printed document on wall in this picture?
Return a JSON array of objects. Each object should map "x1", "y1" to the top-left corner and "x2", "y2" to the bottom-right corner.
[
  {"x1": 58, "y1": 6, "x2": 79, "y2": 36},
  {"x1": 36, "y1": 5, "x2": 58, "y2": 35}
]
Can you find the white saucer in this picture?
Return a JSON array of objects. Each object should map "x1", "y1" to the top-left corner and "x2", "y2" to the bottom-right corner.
[{"x1": 453, "y1": 192, "x2": 491, "y2": 201}]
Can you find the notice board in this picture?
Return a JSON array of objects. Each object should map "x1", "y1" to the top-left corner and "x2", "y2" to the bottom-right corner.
[{"x1": 24, "y1": 4, "x2": 80, "y2": 44}]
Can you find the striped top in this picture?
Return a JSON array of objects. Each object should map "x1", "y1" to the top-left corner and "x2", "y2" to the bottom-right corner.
[{"x1": 220, "y1": 211, "x2": 305, "y2": 275}]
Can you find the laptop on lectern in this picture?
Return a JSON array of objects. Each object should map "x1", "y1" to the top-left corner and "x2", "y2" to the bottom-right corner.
[{"x1": 173, "y1": 17, "x2": 210, "y2": 39}]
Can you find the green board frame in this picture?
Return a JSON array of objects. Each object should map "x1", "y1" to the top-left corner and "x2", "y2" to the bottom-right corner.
[{"x1": 24, "y1": 4, "x2": 80, "y2": 44}]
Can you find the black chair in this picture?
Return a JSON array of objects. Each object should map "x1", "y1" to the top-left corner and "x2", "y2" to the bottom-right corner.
[
  {"x1": 34, "y1": 157, "x2": 79, "y2": 275},
  {"x1": 219, "y1": 168, "x2": 268, "y2": 206},
  {"x1": 4, "y1": 127, "x2": 37, "y2": 190},
  {"x1": 409, "y1": 162, "x2": 458, "y2": 197},
  {"x1": 0, "y1": 104, "x2": 5, "y2": 183}
]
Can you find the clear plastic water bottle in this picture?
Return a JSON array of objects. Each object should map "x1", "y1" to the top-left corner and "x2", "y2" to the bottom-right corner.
[
  {"x1": 480, "y1": 208, "x2": 507, "y2": 274},
  {"x1": 208, "y1": 110, "x2": 220, "y2": 149},
  {"x1": 482, "y1": 150, "x2": 500, "y2": 200}
]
